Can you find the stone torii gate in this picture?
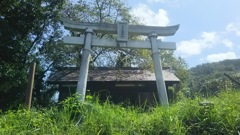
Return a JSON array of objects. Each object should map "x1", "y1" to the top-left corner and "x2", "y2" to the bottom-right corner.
[{"x1": 61, "y1": 18, "x2": 179, "y2": 106}]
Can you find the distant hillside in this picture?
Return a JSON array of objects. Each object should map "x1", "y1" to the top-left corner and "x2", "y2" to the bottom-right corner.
[
  {"x1": 188, "y1": 59, "x2": 240, "y2": 96},
  {"x1": 190, "y1": 59, "x2": 240, "y2": 77}
]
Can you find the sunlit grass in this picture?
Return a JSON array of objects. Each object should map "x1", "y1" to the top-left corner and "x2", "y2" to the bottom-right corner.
[{"x1": 0, "y1": 90, "x2": 239, "y2": 134}]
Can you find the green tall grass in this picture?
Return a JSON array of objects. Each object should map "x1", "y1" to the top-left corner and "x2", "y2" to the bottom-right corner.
[{"x1": 0, "y1": 90, "x2": 239, "y2": 135}]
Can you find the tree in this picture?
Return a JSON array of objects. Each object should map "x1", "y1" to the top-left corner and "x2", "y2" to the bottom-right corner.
[
  {"x1": 58, "y1": 0, "x2": 150, "y2": 68},
  {"x1": 0, "y1": 0, "x2": 64, "y2": 109}
]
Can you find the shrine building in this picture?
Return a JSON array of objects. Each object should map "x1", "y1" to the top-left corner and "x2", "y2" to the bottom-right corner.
[{"x1": 47, "y1": 67, "x2": 180, "y2": 105}]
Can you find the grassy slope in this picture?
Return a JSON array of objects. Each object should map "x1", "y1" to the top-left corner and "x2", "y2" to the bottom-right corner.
[{"x1": 0, "y1": 90, "x2": 240, "y2": 135}]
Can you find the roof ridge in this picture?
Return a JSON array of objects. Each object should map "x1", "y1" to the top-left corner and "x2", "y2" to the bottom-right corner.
[{"x1": 54, "y1": 66, "x2": 171, "y2": 70}]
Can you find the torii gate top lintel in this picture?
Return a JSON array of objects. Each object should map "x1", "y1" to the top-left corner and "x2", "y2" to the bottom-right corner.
[{"x1": 61, "y1": 18, "x2": 179, "y2": 37}]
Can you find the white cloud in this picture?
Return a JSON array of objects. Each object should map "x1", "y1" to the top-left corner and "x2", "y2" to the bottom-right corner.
[
  {"x1": 130, "y1": 4, "x2": 169, "y2": 26},
  {"x1": 222, "y1": 39, "x2": 233, "y2": 50},
  {"x1": 206, "y1": 52, "x2": 237, "y2": 63},
  {"x1": 226, "y1": 21, "x2": 240, "y2": 37},
  {"x1": 201, "y1": 32, "x2": 218, "y2": 44},
  {"x1": 177, "y1": 32, "x2": 218, "y2": 57},
  {"x1": 177, "y1": 39, "x2": 204, "y2": 56}
]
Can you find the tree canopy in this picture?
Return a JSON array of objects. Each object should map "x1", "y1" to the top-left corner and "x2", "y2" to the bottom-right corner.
[{"x1": 0, "y1": 0, "x2": 64, "y2": 109}]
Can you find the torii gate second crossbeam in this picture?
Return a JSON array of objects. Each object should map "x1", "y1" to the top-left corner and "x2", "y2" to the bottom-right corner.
[{"x1": 61, "y1": 18, "x2": 179, "y2": 106}]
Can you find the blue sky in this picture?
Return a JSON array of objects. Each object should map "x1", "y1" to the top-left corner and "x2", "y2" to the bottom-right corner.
[{"x1": 128, "y1": 0, "x2": 240, "y2": 67}]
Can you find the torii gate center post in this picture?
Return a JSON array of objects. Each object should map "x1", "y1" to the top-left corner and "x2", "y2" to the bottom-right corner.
[{"x1": 61, "y1": 18, "x2": 179, "y2": 106}]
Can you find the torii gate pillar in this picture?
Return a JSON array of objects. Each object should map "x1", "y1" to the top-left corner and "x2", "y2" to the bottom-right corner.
[
  {"x1": 76, "y1": 28, "x2": 93, "y2": 101},
  {"x1": 149, "y1": 33, "x2": 169, "y2": 106}
]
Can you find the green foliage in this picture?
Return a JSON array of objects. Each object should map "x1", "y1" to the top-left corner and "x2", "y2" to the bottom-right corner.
[
  {"x1": 1, "y1": 90, "x2": 239, "y2": 134},
  {"x1": 0, "y1": 0, "x2": 65, "y2": 109},
  {"x1": 189, "y1": 59, "x2": 240, "y2": 97},
  {"x1": 190, "y1": 59, "x2": 240, "y2": 77}
]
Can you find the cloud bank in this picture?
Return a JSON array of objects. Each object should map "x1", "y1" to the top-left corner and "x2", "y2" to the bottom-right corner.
[
  {"x1": 130, "y1": 4, "x2": 169, "y2": 26},
  {"x1": 206, "y1": 52, "x2": 237, "y2": 62},
  {"x1": 176, "y1": 32, "x2": 218, "y2": 57}
]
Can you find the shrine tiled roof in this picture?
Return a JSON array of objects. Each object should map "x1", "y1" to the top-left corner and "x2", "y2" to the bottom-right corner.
[{"x1": 47, "y1": 67, "x2": 180, "y2": 83}]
